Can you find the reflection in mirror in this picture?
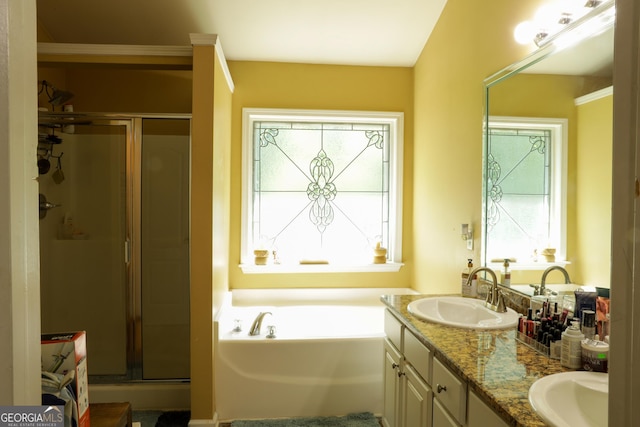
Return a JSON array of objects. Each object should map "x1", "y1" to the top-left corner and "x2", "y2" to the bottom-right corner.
[
  {"x1": 484, "y1": 116, "x2": 567, "y2": 265},
  {"x1": 482, "y1": 2, "x2": 613, "y2": 290}
]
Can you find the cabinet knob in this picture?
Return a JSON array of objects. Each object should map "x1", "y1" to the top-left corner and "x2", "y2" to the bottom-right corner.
[
  {"x1": 392, "y1": 363, "x2": 399, "y2": 370},
  {"x1": 437, "y1": 384, "x2": 447, "y2": 393}
]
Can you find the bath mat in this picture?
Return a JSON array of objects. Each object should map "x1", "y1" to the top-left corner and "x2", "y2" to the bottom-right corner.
[
  {"x1": 230, "y1": 412, "x2": 380, "y2": 427},
  {"x1": 155, "y1": 410, "x2": 190, "y2": 426}
]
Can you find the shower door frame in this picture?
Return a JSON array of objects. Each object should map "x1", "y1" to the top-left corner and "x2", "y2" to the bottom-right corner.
[{"x1": 38, "y1": 112, "x2": 192, "y2": 383}]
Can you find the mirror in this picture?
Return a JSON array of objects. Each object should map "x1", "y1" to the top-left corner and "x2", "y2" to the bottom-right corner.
[{"x1": 482, "y1": 2, "x2": 614, "y2": 290}]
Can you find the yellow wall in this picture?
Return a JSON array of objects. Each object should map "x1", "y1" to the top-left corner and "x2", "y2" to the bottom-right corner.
[
  {"x1": 189, "y1": 42, "x2": 233, "y2": 420},
  {"x1": 412, "y1": 0, "x2": 543, "y2": 293},
  {"x1": 37, "y1": 66, "x2": 192, "y2": 114},
  {"x1": 212, "y1": 55, "x2": 233, "y2": 314},
  {"x1": 575, "y1": 92, "x2": 613, "y2": 287},
  {"x1": 189, "y1": 44, "x2": 215, "y2": 421},
  {"x1": 226, "y1": 61, "x2": 414, "y2": 289}
]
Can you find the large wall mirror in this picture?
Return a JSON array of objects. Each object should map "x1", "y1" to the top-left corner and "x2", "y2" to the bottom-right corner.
[{"x1": 482, "y1": 1, "x2": 614, "y2": 289}]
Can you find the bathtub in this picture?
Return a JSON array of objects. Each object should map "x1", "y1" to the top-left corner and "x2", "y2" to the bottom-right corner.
[{"x1": 214, "y1": 288, "x2": 416, "y2": 422}]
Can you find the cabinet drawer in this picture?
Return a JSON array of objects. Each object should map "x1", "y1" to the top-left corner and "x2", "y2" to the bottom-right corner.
[
  {"x1": 384, "y1": 309, "x2": 403, "y2": 351},
  {"x1": 404, "y1": 329, "x2": 432, "y2": 384},
  {"x1": 433, "y1": 357, "x2": 467, "y2": 425}
]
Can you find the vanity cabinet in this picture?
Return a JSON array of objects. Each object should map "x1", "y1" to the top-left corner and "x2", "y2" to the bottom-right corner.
[
  {"x1": 382, "y1": 310, "x2": 432, "y2": 427},
  {"x1": 383, "y1": 309, "x2": 511, "y2": 427}
]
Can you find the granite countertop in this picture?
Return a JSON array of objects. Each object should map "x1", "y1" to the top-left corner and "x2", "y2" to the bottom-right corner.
[{"x1": 381, "y1": 294, "x2": 571, "y2": 427}]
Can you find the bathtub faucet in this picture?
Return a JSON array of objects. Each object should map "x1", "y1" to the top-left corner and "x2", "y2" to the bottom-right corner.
[
  {"x1": 249, "y1": 311, "x2": 272, "y2": 336},
  {"x1": 540, "y1": 265, "x2": 571, "y2": 296}
]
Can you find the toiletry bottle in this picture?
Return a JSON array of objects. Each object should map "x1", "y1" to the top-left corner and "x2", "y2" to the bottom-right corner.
[
  {"x1": 461, "y1": 259, "x2": 477, "y2": 297},
  {"x1": 526, "y1": 308, "x2": 534, "y2": 338},
  {"x1": 581, "y1": 309, "x2": 597, "y2": 340},
  {"x1": 461, "y1": 259, "x2": 470, "y2": 295},
  {"x1": 503, "y1": 259, "x2": 511, "y2": 287},
  {"x1": 470, "y1": 265, "x2": 478, "y2": 297},
  {"x1": 62, "y1": 212, "x2": 74, "y2": 239},
  {"x1": 561, "y1": 324, "x2": 584, "y2": 369}
]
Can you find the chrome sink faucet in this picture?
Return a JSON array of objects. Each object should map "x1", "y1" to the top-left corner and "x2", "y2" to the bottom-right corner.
[
  {"x1": 540, "y1": 265, "x2": 571, "y2": 296},
  {"x1": 467, "y1": 267, "x2": 507, "y2": 313},
  {"x1": 249, "y1": 311, "x2": 272, "y2": 336}
]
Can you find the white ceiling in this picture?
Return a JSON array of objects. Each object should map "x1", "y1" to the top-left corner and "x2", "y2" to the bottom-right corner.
[{"x1": 36, "y1": 0, "x2": 448, "y2": 67}]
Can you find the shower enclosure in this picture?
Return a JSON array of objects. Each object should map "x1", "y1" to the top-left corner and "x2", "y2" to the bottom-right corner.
[{"x1": 38, "y1": 113, "x2": 191, "y2": 382}]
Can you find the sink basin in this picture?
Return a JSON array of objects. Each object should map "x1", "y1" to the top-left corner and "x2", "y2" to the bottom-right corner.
[
  {"x1": 529, "y1": 371, "x2": 608, "y2": 427},
  {"x1": 406, "y1": 296, "x2": 519, "y2": 329}
]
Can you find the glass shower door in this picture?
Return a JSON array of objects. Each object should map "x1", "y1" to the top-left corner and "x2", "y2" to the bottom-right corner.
[
  {"x1": 139, "y1": 118, "x2": 190, "y2": 380},
  {"x1": 39, "y1": 119, "x2": 129, "y2": 379}
]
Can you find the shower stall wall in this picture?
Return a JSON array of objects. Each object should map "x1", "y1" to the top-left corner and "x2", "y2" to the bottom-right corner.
[{"x1": 38, "y1": 113, "x2": 191, "y2": 383}]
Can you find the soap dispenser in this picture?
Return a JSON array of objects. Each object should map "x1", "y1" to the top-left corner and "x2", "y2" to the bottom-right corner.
[
  {"x1": 502, "y1": 259, "x2": 511, "y2": 287},
  {"x1": 461, "y1": 259, "x2": 477, "y2": 298}
]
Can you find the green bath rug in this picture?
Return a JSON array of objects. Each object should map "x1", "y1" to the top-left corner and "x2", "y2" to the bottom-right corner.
[{"x1": 230, "y1": 412, "x2": 379, "y2": 427}]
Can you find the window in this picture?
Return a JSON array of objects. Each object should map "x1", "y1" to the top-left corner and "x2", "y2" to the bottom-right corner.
[
  {"x1": 241, "y1": 109, "x2": 403, "y2": 272},
  {"x1": 483, "y1": 117, "x2": 567, "y2": 266}
]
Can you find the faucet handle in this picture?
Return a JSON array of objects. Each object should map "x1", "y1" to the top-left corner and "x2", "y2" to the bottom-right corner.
[
  {"x1": 495, "y1": 292, "x2": 507, "y2": 313},
  {"x1": 266, "y1": 325, "x2": 277, "y2": 339},
  {"x1": 485, "y1": 289, "x2": 493, "y2": 306}
]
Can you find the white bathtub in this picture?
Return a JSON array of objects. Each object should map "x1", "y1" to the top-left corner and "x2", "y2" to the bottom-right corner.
[{"x1": 214, "y1": 288, "x2": 416, "y2": 422}]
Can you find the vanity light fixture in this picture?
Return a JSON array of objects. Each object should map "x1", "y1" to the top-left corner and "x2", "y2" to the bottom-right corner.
[{"x1": 514, "y1": 0, "x2": 614, "y2": 47}]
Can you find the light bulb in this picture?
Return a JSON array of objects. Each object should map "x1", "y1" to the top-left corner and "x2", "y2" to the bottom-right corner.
[{"x1": 514, "y1": 21, "x2": 536, "y2": 45}]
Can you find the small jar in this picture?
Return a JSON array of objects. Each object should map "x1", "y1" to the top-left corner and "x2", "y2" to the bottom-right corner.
[{"x1": 581, "y1": 340, "x2": 609, "y2": 372}]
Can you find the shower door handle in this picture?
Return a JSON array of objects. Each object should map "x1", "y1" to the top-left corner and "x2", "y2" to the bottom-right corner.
[{"x1": 124, "y1": 239, "x2": 131, "y2": 264}]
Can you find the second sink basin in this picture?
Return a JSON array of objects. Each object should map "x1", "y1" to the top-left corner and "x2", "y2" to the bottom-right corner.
[
  {"x1": 529, "y1": 371, "x2": 608, "y2": 427},
  {"x1": 407, "y1": 296, "x2": 519, "y2": 329}
]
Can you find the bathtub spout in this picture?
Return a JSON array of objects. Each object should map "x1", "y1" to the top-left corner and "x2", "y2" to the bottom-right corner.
[{"x1": 249, "y1": 312, "x2": 272, "y2": 336}]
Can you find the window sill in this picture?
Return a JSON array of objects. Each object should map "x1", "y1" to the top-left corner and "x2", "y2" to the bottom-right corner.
[
  {"x1": 239, "y1": 262, "x2": 404, "y2": 274},
  {"x1": 486, "y1": 260, "x2": 570, "y2": 271}
]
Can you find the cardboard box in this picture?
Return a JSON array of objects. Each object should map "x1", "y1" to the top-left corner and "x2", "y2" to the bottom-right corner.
[{"x1": 42, "y1": 331, "x2": 90, "y2": 427}]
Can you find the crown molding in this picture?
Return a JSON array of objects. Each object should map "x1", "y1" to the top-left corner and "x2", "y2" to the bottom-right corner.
[
  {"x1": 37, "y1": 42, "x2": 192, "y2": 57},
  {"x1": 574, "y1": 86, "x2": 613, "y2": 105}
]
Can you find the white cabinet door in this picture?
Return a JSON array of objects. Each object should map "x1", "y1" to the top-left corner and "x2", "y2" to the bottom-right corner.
[
  {"x1": 403, "y1": 365, "x2": 432, "y2": 427},
  {"x1": 383, "y1": 338, "x2": 403, "y2": 427},
  {"x1": 467, "y1": 390, "x2": 509, "y2": 427},
  {"x1": 432, "y1": 398, "x2": 460, "y2": 427}
]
